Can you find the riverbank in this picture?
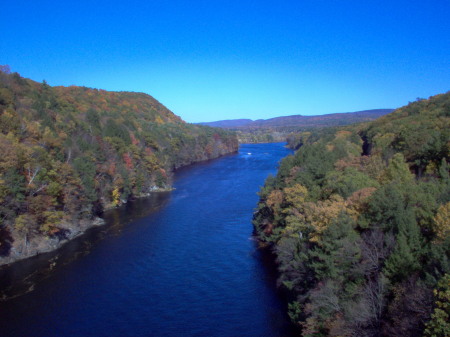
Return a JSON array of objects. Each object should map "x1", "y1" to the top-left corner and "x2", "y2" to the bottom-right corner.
[
  {"x1": 0, "y1": 142, "x2": 295, "y2": 337},
  {"x1": 0, "y1": 148, "x2": 238, "y2": 267}
]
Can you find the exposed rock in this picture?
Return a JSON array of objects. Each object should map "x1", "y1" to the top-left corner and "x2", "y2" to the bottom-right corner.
[{"x1": 0, "y1": 217, "x2": 105, "y2": 266}]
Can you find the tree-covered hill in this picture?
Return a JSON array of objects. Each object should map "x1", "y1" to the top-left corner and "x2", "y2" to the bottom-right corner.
[
  {"x1": 253, "y1": 92, "x2": 450, "y2": 336},
  {"x1": 0, "y1": 67, "x2": 238, "y2": 265},
  {"x1": 200, "y1": 109, "x2": 394, "y2": 144},
  {"x1": 200, "y1": 109, "x2": 393, "y2": 129}
]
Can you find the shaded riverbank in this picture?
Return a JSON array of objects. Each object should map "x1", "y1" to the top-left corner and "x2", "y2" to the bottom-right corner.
[{"x1": 0, "y1": 143, "x2": 296, "y2": 337}]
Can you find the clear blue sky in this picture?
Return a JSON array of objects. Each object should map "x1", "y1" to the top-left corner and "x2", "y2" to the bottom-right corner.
[{"x1": 1, "y1": 0, "x2": 449, "y2": 123}]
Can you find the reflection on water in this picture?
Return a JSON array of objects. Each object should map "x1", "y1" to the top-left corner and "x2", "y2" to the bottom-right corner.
[
  {"x1": 0, "y1": 192, "x2": 171, "y2": 301},
  {"x1": 0, "y1": 143, "x2": 297, "y2": 337},
  {"x1": 104, "y1": 192, "x2": 171, "y2": 235}
]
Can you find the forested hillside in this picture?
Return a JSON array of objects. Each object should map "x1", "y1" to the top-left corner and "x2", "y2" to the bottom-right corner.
[
  {"x1": 200, "y1": 110, "x2": 393, "y2": 144},
  {"x1": 0, "y1": 67, "x2": 238, "y2": 265},
  {"x1": 200, "y1": 110, "x2": 393, "y2": 129},
  {"x1": 253, "y1": 93, "x2": 450, "y2": 336}
]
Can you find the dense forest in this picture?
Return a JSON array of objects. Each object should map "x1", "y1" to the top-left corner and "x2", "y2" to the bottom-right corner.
[
  {"x1": 253, "y1": 93, "x2": 450, "y2": 336},
  {"x1": 0, "y1": 66, "x2": 238, "y2": 265}
]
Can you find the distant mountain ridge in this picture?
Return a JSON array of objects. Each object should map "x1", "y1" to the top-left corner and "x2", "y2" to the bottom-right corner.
[
  {"x1": 199, "y1": 109, "x2": 394, "y2": 129},
  {"x1": 200, "y1": 119, "x2": 253, "y2": 128}
]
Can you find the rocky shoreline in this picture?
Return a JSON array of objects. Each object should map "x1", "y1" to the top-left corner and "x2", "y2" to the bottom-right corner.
[
  {"x1": 0, "y1": 217, "x2": 105, "y2": 267},
  {"x1": 0, "y1": 149, "x2": 237, "y2": 267}
]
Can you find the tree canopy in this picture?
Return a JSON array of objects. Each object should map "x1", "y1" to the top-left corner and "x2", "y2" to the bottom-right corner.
[
  {"x1": 253, "y1": 92, "x2": 450, "y2": 336},
  {"x1": 0, "y1": 67, "x2": 238, "y2": 262}
]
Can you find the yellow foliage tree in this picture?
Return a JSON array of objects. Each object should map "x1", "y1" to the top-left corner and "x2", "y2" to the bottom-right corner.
[
  {"x1": 283, "y1": 183, "x2": 308, "y2": 209},
  {"x1": 283, "y1": 194, "x2": 350, "y2": 243},
  {"x1": 266, "y1": 189, "x2": 283, "y2": 215},
  {"x1": 433, "y1": 202, "x2": 450, "y2": 243},
  {"x1": 280, "y1": 184, "x2": 309, "y2": 238},
  {"x1": 14, "y1": 214, "x2": 33, "y2": 232},
  {"x1": 41, "y1": 211, "x2": 65, "y2": 234},
  {"x1": 112, "y1": 187, "x2": 121, "y2": 207},
  {"x1": 155, "y1": 115, "x2": 164, "y2": 124}
]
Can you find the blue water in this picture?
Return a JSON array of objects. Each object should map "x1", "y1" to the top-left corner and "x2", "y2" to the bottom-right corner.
[{"x1": 0, "y1": 143, "x2": 295, "y2": 337}]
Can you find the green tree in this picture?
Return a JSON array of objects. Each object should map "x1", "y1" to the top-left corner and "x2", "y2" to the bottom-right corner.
[
  {"x1": 309, "y1": 214, "x2": 363, "y2": 284},
  {"x1": 424, "y1": 274, "x2": 450, "y2": 337},
  {"x1": 383, "y1": 212, "x2": 423, "y2": 282},
  {"x1": 324, "y1": 167, "x2": 379, "y2": 198},
  {"x1": 73, "y1": 156, "x2": 97, "y2": 202},
  {"x1": 381, "y1": 153, "x2": 414, "y2": 184}
]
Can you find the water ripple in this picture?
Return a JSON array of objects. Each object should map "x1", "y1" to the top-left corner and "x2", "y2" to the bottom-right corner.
[{"x1": 0, "y1": 143, "x2": 296, "y2": 337}]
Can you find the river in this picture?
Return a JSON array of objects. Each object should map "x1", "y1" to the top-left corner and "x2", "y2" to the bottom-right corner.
[{"x1": 0, "y1": 143, "x2": 296, "y2": 337}]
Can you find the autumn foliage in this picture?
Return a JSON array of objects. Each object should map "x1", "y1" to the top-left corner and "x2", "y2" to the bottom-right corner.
[
  {"x1": 0, "y1": 67, "x2": 238, "y2": 260},
  {"x1": 254, "y1": 93, "x2": 450, "y2": 336}
]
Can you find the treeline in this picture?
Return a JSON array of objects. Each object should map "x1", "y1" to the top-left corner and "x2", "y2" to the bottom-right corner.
[
  {"x1": 236, "y1": 129, "x2": 287, "y2": 144},
  {"x1": 253, "y1": 92, "x2": 449, "y2": 336},
  {"x1": 202, "y1": 110, "x2": 393, "y2": 144},
  {"x1": 0, "y1": 66, "x2": 237, "y2": 261},
  {"x1": 238, "y1": 127, "x2": 353, "y2": 144}
]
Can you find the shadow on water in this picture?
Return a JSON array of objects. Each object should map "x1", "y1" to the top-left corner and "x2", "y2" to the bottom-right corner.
[
  {"x1": 0, "y1": 143, "x2": 299, "y2": 337},
  {"x1": 253, "y1": 241, "x2": 302, "y2": 337},
  {"x1": 0, "y1": 192, "x2": 171, "y2": 301}
]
